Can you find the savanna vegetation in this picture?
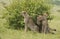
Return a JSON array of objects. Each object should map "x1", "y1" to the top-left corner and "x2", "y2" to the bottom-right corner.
[{"x1": 0, "y1": 0, "x2": 60, "y2": 39}]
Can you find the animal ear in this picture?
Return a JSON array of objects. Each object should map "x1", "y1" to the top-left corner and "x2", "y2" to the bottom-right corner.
[
  {"x1": 22, "y1": 11, "x2": 26, "y2": 13},
  {"x1": 21, "y1": 11, "x2": 25, "y2": 15},
  {"x1": 43, "y1": 13, "x2": 48, "y2": 16},
  {"x1": 21, "y1": 11, "x2": 27, "y2": 14}
]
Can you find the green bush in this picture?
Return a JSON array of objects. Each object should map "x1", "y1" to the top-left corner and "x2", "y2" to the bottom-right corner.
[{"x1": 1, "y1": 0, "x2": 52, "y2": 29}]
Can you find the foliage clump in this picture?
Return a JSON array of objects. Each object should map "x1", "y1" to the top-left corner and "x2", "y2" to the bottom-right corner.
[{"x1": 1, "y1": 0, "x2": 52, "y2": 29}]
